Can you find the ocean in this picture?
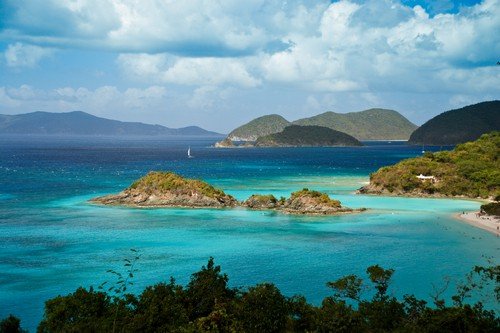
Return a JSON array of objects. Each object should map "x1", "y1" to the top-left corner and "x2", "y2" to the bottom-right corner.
[{"x1": 0, "y1": 135, "x2": 498, "y2": 331}]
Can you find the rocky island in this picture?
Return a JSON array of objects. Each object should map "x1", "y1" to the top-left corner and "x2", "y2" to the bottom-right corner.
[
  {"x1": 254, "y1": 125, "x2": 362, "y2": 147},
  {"x1": 244, "y1": 189, "x2": 364, "y2": 215},
  {"x1": 91, "y1": 171, "x2": 238, "y2": 208},
  {"x1": 359, "y1": 132, "x2": 500, "y2": 199},
  {"x1": 91, "y1": 172, "x2": 362, "y2": 215}
]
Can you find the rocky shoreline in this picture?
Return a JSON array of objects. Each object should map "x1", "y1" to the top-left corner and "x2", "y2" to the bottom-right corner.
[
  {"x1": 91, "y1": 172, "x2": 364, "y2": 216},
  {"x1": 356, "y1": 184, "x2": 493, "y2": 201}
]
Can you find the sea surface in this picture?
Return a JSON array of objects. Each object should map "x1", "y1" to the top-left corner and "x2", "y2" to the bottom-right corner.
[{"x1": 0, "y1": 135, "x2": 498, "y2": 331}]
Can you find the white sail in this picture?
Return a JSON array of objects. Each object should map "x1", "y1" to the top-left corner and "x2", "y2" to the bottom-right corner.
[{"x1": 188, "y1": 147, "x2": 193, "y2": 158}]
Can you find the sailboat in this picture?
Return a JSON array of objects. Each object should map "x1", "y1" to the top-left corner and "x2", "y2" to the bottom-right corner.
[{"x1": 188, "y1": 146, "x2": 194, "y2": 158}]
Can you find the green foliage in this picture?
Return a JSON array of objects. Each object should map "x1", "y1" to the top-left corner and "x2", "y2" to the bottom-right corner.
[
  {"x1": 130, "y1": 171, "x2": 230, "y2": 200},
  {"x1": 481, "y1": 202, "x2": 500, "y2": 216},
  {"x1": 128, "y1": 279, "x2": 189, "y2": 332},
  {"x1": 244, "y1": 194, "x2": 278, "y2": 208},
  {"x1": 327, "y1": 274, "x2": 363, "y2": 302},
  {"x1": 409, "y1": 100, "x2": 500, "y2": 145},
  {"x1": 100, "y1": 248, "x2": 141, "y2": 296},
  {"x1": 369, "y1": 132, "x2": 500, "y2": 198},
  {"x1": 294, "y1": 108, "x2": 418, "y2": 140},
  {"x1": 255, "y1": 125, "x2": 362, "y2": 147},
  {"x1": 315, "y1": 297, "x2": 363, "y2": 332},
  {"x1": 236, "y1": 283, "x2": 288, "y2": 333},
  {"x1": 290, "y1": 188, "x2": 341, "y2": 207},
  {"x1": 37, "y1": 287, "x2": 119, "y2": 332},
  {"x1": 366, "y1": 265, "x2": 395, "y2": 299},
  {"x1": 228, "y1": 114, "x2": 291, "y2": 141},
  {"x1": 0, "y1": 315, "x2": 25, "y2": 333},
  {"x1": 34, "y1": 259, "x2": 500, "y2": 333},
  {"x1": 185, "y1": 257, "x2": 235, "y2": 320}
]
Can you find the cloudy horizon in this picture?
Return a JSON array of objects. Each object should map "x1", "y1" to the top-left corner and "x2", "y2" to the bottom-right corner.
[{"x1": 1, "y1": 0, "x2": 499, "y2": 132}]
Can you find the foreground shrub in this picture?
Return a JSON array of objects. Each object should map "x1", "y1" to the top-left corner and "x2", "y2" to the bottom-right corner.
[{"x1": 3, "y1": 258, "x2": 497, "y2": 332}]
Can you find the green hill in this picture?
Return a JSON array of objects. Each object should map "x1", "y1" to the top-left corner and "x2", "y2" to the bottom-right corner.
[
  {"x1": 293, "y1": 108, "x2": 417, "y2": 140},
  {"x1": 227, "y1": 114, "x2": 290, "y2": 141},
  {"x1": 255, "y1": 125, "x2": 362, "y2": 147},
  {"x1": 359, "y1": 132, "x2": 500, "y2": 199},
  {"x1": 408, "y1": 101, "x2": 500, "y2": 145}
]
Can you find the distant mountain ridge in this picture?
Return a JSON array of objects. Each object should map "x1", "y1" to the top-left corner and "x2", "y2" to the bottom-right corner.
[
  {"x1": 224, "y1": 108, "x2": 417, "y2": 142},
  {"x1": 408, "y1": 101, "x2": 500, "y2": 145},
  {"x1": 293, "y1": 108, "x2": 417, "y2": 140},
  {"x1": 0, "y1": 111, "x2": 223, "y2": 136}
]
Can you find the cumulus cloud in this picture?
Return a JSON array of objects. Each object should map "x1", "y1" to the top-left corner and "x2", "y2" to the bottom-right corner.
[
  {"x1": 3, "y1": 1, "x2": 499, "y2": 94},
  {"x1": 118, "y1": 54, "x2": 260, "y2": 87},
  {"x1": 0, "y1": 85, "x2": 168, "y2": 117},
  {"x1": 1, "y1": 0, "x2": 499, "y2": 130},
  {"x1": 4, "y1": 43, "x2": 53, "y2": 67},
  {"x1": 260, "y1": 0, "x2": 500, "y2": 94},
  {"x1": 1, "y1": 0, "x2": 299, "y2": 56}
]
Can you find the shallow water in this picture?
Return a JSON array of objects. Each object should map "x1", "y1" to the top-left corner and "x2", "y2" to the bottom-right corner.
[{"x1": 0, "y1": 136, "x2": 498, "y2": 331}]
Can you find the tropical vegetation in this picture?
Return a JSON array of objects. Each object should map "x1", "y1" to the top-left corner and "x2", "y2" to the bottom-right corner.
[
  {"x1": 362, "y1": 132, "x2": 500, "y2": 199},
  {"x1": 3, "y1": 257, "x2": 498, "y2": 332},
  {"x1": 227, "y1": 114, "x2": 290, "y2": 141},
  {"x1": 255, "y1": 125, "x2": 362, "y2": 147},
  {"x1": 293, "y1": 108, "x2": 417, "y2": 140},
  {"x1": 409, "y1": 101, "x2": 500, "y2": 145},
  {"x1": 129, "y1": 171, "x2": 229, "y2": 200}
]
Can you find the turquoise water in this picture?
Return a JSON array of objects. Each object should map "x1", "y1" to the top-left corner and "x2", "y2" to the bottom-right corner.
[{"x1": 0, "y1": 136, "x2": 498, "y2": 331}]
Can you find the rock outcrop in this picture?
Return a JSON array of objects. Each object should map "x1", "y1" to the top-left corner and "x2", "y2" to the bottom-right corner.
[
  {"x1": 243, "y1": 189, "x2": 364, "y2": 215},
  {"x1": 214, "y1": 138, "x2": 235, "y2": 148},
  {"x1": 92, "y1": 172, "x2": 364, "y2": 215},
  {"x1": 91, "y1": 171, "x2": 238, "y2": 208}
]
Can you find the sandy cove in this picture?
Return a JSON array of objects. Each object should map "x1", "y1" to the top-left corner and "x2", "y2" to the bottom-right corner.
[{"x1": 455, "y1": 212, "x2": 500, "y2": 236}]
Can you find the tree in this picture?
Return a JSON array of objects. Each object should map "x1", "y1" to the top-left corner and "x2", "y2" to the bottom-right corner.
[
  {"x1": 237, "y1": 283, "x2": 288, "y2": 333},
  {"x1": 185, "y1": 257, "x2": 235, "y2": 320},
  {"x1": 0, "y1": 315, "x2": 25, "y2": 333},
  {"x1": 129, "y1": 278, "x2": 189, "y2": 332},
  {"x1": 37, "y1": 287, "x2": 117, "y2": 332}
]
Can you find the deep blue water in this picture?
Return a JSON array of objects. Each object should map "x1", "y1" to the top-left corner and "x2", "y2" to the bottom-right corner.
[{"x1": 0, "y1": 135, "x2": 498, "y2": 331}]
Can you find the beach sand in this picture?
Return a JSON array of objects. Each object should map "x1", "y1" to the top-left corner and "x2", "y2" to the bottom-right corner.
[{"x1": 456, "y1": 212, "x2": 500, "y2": 236}]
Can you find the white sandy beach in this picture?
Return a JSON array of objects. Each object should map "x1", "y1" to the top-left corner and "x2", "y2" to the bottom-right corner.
[{"x1": 456, "y1": 212, "x2": 500, "y2": 236}]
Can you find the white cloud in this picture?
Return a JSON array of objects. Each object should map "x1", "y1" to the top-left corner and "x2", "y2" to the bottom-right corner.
[
  {"x1": 260, "y1": 0, "x2": 500, "y2": 94},
  {"x1": 1, "y1": 0, "x2": 499, "y2": 130},
  {"x1": 118, "y1": 54, "x2": 261, "y2": 87},
  {"x1": 0, "y1": 87, "x2": 20, "y2": 107},
  {"x1": 0, "y1": 85, "x2": 168, "y2": 117},
  {"x1": 4, "y1": 43, "x2": 53, "y2": 67}
]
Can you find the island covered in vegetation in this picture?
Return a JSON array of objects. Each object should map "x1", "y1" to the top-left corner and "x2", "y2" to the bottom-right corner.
[
  {"x1": 227, "y1": 114, "x2": 291, "y2": 141},
  {"x1": 254, "y1": 125, "x2": 362, "y2": 147},
  {"x1": 359, "y1": 132, "x2": 500, "y2": 199},
  {"x1": 91, "y1": 171, "x2": 239, "y2": 208},
  {"x1": 91, "y1": 171, "x2": 361, "y2": 215},
  {"x1": 219, "y1": 108, "x2": 417, "y2": 143},
  {"x1": 6, "y1": 257, "x2": 498, "y2": 332},
  {"x1": 243, "y1": 189, "x2": 364, "y2": 215},
  {"x1": 409, "y1": 101, "x2": 500, "y2": 145}
]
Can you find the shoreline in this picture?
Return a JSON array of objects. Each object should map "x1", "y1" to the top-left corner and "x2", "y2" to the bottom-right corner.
[
  {"x1": 356, "y1": 190, "x2": 490, "y2": 203},
  {"x1": 455, "y1": 212, "x2": 499, "y2": 236}
]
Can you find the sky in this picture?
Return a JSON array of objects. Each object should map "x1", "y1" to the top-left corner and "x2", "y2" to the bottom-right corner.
[{"x1": 0, "y1": 0, "x2": 499, "y2": 133}]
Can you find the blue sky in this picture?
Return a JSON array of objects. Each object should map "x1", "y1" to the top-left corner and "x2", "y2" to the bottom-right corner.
[{"x1": 0, "y1": 0, "x2": 498, "y2": 132}]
